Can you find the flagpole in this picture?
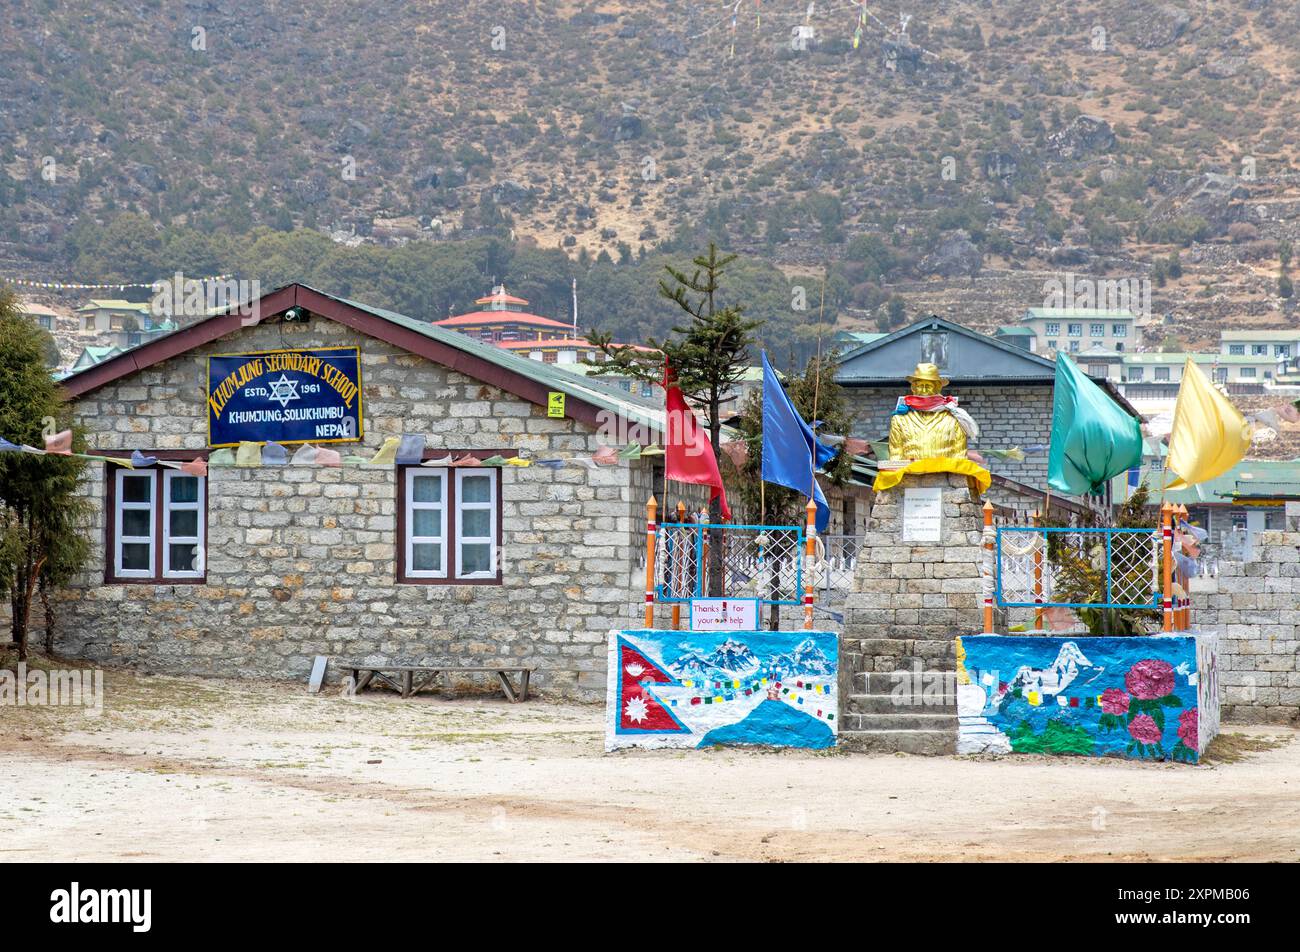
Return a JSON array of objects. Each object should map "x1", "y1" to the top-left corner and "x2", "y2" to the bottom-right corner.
[{"x1": 809, "y1": 270, "x2": 827, "y2": 503}]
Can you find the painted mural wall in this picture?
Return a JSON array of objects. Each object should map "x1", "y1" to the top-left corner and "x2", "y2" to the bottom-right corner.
[
  {"x1": 605, "y1": 630, "x2": 838, "y2": 751},
  {"x1": 957, "y1": 634, "x2": 1220, "y2": 762}
]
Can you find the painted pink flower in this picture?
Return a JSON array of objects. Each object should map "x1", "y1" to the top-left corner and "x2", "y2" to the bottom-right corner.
[
  {"x1": 1100, "y1": 688, "x2": 1130, "y2": 715},
  {"x1": 1125, "y1": 659, "x2": 1176, "y2": 700},
  {"x1": 1128, "y1": 713, "x2": 1162, "y2": 745},
  {"x1": 1178, "y1": 708, "x2": 1198, "y2": 749}
]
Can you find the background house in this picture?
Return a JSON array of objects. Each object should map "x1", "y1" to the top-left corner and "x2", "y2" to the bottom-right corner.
[{"x1": 1016, "y1": 306, "x2": 1138, "y2": 355}]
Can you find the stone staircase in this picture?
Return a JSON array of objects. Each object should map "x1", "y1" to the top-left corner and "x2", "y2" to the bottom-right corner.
[{"x1": 838, "y1": 636, "x2": 958, "y2": 755}]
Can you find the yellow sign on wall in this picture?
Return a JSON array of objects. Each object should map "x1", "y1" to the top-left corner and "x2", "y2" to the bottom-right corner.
[{"x1": 547, "y1": 392, "x2": 566, "y2": 418}]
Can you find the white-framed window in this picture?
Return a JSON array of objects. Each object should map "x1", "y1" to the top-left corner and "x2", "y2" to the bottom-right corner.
[
  {"x1": 1229, "y1": 344, "x2": 1245, "y2": 355},
  {"x1": 1112, "y1": 323, "x2": 1128, "y2": 337},
  {"x1": 455, "y1": 468, "x2": 498, "y2": 579},
  {"x1": 1068, "y1": 323, "x2": 1083, "y2": 337},
  {"x1": 162, "y1": 470, "x2": 205, "y2": 578},
  {"x1": 404, "y1": 470, "x2": 448, "y2": 579},
  {"x1": 1154, "y1": 366, "x2": 1170, "y2": 382},
  {"x1": 114, "y1": 470, "x2": 156, "y2": 579},
  {"x1": 1240, "y1": 367, "x2": 1257, "y2": 379},
  {"x1": 1252, "y1": 344, "x2": 1268, "y2": 356},
  {"x1": 1128, "y1": 367, "x2": 1144, "y2": 382},
  {"x1": 1090, "y1": 322, "x2": 1105, "y2": 337},
  {"x1": 111, "y1": 466, "x2": 207, "y2": 582},
  {"x1": 1044, "y1": 322, "x2": 1061, "y2": 335}
]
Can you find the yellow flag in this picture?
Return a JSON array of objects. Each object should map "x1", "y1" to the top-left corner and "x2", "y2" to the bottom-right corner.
[
  {"x1": 1166, "y1": 359, "x2": 1252, "y2": 490},
  {"x1": 367, "y1": 436, "x2": 401, "y2": 466}
]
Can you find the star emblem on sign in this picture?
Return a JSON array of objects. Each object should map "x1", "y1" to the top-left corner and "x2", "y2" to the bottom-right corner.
[{"x1": 266, "y1": 373, "x2": 300, "y2": 408}]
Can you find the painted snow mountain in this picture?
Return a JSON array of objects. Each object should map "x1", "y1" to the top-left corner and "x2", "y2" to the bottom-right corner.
[
  {"x1": 668, "y1": 637, "x2": 829, "y2": 680},
  {"x1": 767, "y1": 638, "x2": 833, "y2": 680},
  {"x1": 1005, "y1": 641, "x2": 1104, "y2": 698}
]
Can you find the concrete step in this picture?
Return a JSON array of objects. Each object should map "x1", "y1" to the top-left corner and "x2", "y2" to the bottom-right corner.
[
  {"x1": 840, "y1": 712, "x2": 958, "y2": 731},
  {"x1": 838, "y1": 729, "x2": 956, "y2": 756},
  {"x1": 850, "y1": 670, "x2": 957, "y2": 694},
  {"x1": 845, "y1": 692, "x2": 957, "y2": 715}
]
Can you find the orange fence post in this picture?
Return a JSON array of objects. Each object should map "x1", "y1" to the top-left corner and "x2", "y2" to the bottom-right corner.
[
  {"x1": 1176, "y1": 504, "x2": 1189, "y2": 629},
  {"x1": 644, "y1": 496, "x2": 657, "y2": 629},
  {"x1": 671, "y1": 501, "x2": 685, "y2": 630},
  {"x1": 1170, "y1": 499, "x2": 1180, "y2": 632},
  {"x1": 983, "y1": 501, "x2": 995, "y2": 633},
  {"x1": 803, "y1": 498, "x2": 817, "y2": 630},
  {"x1": 1032, "y1": 509, "x2": 1044, "y2": 631}
]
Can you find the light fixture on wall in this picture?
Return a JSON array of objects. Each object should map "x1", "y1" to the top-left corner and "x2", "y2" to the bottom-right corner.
[{"x1": 282, "y1": 307, "x2": 307, "y2": 322}]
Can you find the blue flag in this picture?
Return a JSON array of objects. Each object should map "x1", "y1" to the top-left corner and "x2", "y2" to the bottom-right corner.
[{"x1": 760, "y1": 351, "x2": 832, "y2": 532}]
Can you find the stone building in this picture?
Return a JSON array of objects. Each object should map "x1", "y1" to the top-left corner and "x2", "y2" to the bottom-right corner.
[
  {"x1": 835, "y1": 316, "x2": 1137, "y2": 491},
  {"x1": 54, "y1": 284, "x2": 673, "y2": 696}
]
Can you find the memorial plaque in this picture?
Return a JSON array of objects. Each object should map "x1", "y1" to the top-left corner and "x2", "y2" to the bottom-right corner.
[{"x1": 902, "y1": 487, "x2": 943, "y2": 541}]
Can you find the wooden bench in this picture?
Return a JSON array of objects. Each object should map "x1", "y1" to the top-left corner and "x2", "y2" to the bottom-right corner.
[{"x1": 339, "y1": 663, "x2": 532, "y2": 702}]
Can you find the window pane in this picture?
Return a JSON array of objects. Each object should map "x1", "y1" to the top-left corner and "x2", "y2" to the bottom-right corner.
[
  {"x1": 121, "y1": 542, "x2": 151, "y2": 571},
  {"x1": 169, "y1": 476, "x2": 199, "y2": 503},
  {"x1": 122, "y1": 509, "x2": 152, "y2": 538},
  {"x1": 122, "y1": 475, "x2": 152, "y2": 503},
  {"x1": 412, "y1": 509, "x2": 442, "y2": 538},
  {"x1": 462, "y1": 508, "x2": 491, "y2": 538},
  {"x1": 169, "y1": 544, "x2": 198, "y2": 573},
  {"x1": 412, "y1": 542, "x2": 441, "y2": 572},
  {"x1": 460, "y1": 475, "x2": 491, "y2": 503},
  {"x1": 412, "y1": 475, "x2": 442, "y2": 503},
  {"x1": 460, "y1": 543, "x2": 491, "y2": 575},
  {"x1": 169, "y1": 509, "x2": 199, "y2": 538}
]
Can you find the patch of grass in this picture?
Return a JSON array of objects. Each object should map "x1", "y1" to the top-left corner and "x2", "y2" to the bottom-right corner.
[{"x1": 1202, "y1": 731, "x2": 1294, "y2": 764}]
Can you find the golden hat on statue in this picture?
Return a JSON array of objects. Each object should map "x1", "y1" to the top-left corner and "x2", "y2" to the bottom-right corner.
[{"x1": 906, "y1": 362, "x2": 949, "y2": 388}]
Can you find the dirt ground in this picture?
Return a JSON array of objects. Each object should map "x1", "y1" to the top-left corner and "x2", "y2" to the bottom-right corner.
[{"x1": 1, "y1": 661, "x2": 1297, "y2": 863}]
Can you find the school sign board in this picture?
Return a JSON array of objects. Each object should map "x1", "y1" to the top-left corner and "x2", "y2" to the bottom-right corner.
[{"x1": 207, "y1": 347, "x2": 363, "y2": 447}]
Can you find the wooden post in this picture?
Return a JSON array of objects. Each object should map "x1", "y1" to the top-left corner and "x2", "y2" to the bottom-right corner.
[
  {"x1": 803, "y1": 498, "x2": 817, "y2": 630},
  {"x1": 983, "y1": 501, "x2": 995, "y2": 633},
  {"x1": 672, "y1": 501, "x2": 686, "y2": 630},
  {"x1": 1032, "y1": 508, "x2": 1045, "y2": 631},
  {"x1": 644, "y1": 496, "x2": 658, "y2": 629},
  {"x1": 1170, "y1": 502, "x2": 1180, "y2": 629}
]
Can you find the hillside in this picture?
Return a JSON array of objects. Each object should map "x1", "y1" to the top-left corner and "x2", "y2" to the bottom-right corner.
[{"x1": 4, "y1": 0, "x2": 1300, "y2": 346}]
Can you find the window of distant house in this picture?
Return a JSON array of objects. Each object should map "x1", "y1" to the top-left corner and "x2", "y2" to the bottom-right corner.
[
  {"x1": 1228, "y1": 344, "x2": 1245, "y2": 355},
  {"x1": 1046, "y1": 340, "x2": 1058, "y2": 351},
  {"x1": 1112, "y1": 323, "x2": 1127, "y2": 337},
  {"x1": 1068, "y1": 340, "x2": 1080, "y2": 352},
  {"x1": 107, "y1": 467, "x2": 206, "y2": 583},
  {"x1": 640, "y1": 382, "x2": 653, "y2": 398},
  {"x1": 1240, "y1": 367, "x2": 1257, "y2": 379},
  {"x1": 1044, "y1": 322, "x2": 1061, "y2": 336},
  {"x1": 1088, "y1": 364, "x2": 1108, "y2": 377},
  {"x1": 1090, "y1": 323, "x2": 1105, "y2": 337},
  {"x1": 1276, "y1": 345, "x2": 1290, "y2": 357},
  {"x1": 397, "y1": 465, "x2": 501, "y2": 584},
  {"x1": 1214, "y1": 368, "x2": 1229, "y2": 383},
  {"x1": 1253, "y1": 344, "x2": 1268, "y2": 356},
  {"x1": 1068, "y1": 323, "x2": 1082, "y2": 337},
  {"x1": 1154, "y1": 367, "x2": 1170, "y2": 382},
  {"x1": 542, "y1": 351, "x2": 557, "y2": 363},
  {"x1": 1115, "y1": 342, "x2": 1125, "y2": 352},
  {"x1": 1128, "y1": 367, "x2": 1144, "y2": 381}
]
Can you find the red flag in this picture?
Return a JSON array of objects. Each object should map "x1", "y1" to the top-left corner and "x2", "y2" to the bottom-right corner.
[
  {"x1": 617, "y1": 640, "x2": 687, "y2": 733},
  {"x1": 663, "y1": 364, "x2": 731, "y2": 519}
]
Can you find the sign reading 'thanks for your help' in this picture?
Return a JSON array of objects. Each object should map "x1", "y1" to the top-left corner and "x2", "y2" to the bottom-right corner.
[
  {"x1": 902, "y1": 487, "x2": 943, "y2": 541},
  {"x1": 207, "y1": 347, "x2": 363, "y2": 447}
]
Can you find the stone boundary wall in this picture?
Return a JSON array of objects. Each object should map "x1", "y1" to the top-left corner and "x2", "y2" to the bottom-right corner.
[{"x1": 1191, "y1": 529, "x2": 1300, "y2": 725}]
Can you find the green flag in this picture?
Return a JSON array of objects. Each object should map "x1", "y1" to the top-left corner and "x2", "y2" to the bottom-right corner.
[{"x1": 1047, "y1": 353, "x2": 1142, "y2": 495}]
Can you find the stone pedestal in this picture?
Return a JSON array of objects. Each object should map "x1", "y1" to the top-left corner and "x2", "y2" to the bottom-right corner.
[{"x1": 839, "y1": 472, "x2": 986, "y2": 754}]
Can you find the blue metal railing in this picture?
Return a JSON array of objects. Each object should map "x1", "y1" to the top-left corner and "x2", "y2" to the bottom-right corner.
[
  {"x1": 655, "y1": 522, "x2": 805, "y2": 606},
  {"x1": 994, "y1": 526, "x2": 1160, "y2": 610}
]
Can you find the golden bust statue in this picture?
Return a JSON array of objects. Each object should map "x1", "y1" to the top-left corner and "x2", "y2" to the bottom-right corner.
[
  {"x1": 887, "y1": 363, "x2": 972, "y2": 461},
  {"x1": 874, "y1": 363, "x2": 990, "y2": 494}
]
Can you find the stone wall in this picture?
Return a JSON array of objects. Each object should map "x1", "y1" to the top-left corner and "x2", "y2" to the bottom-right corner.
[
  {"x1": 53, "y1": 314, "x2": 648, "y2": 697},
  {"x1": 843, "y1": 384, "x2": 1054, "y2": 487},
  {"x1": 1191, "y1": 530, "x2": 1300, "y2": 725}
]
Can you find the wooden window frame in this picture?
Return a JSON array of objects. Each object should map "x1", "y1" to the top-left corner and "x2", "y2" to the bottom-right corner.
[
  {"x1": 396, "y1": 451, "x2": 506, "y2": 585},
  {"x1": 104, "y1": 454, "x2": 209, "y2": 585}
]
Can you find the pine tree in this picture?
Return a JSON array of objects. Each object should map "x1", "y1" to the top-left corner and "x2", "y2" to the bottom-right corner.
[{"x1": 0, "y1": 286, "x2": 90, "y2": 661}]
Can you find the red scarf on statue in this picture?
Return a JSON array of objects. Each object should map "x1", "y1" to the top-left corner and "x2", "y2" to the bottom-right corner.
[{"x1": 899, "y1": 395, "x2": 957, "y2": 412}]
